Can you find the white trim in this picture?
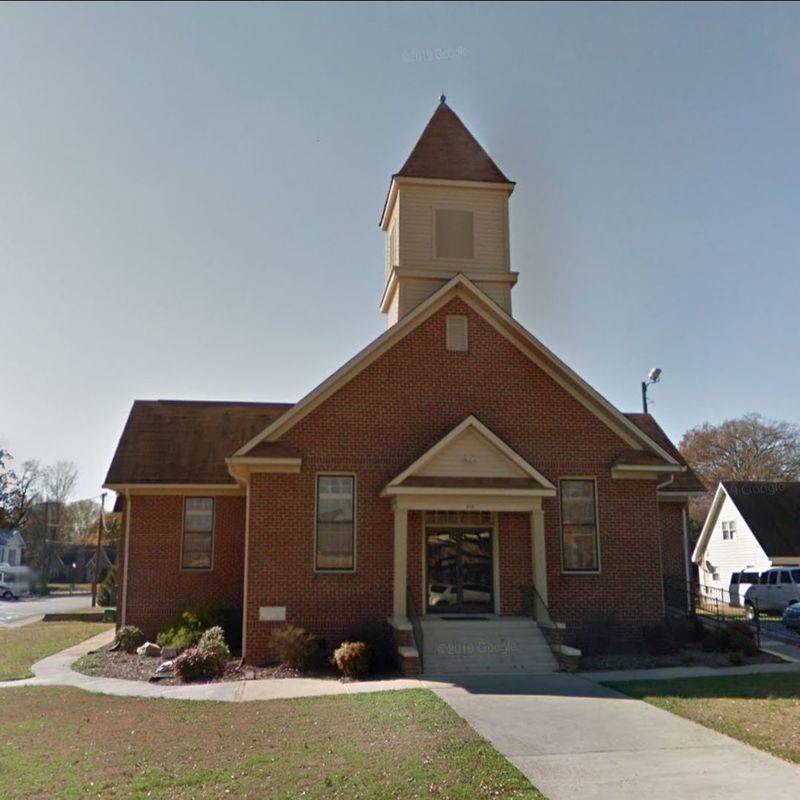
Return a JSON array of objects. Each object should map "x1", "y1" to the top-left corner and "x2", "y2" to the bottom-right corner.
[
  {"x1": 558, "y1": 476, "x2": 602, "y2": 575},
  {"x1": 234, "y1": 275, "x2": 679, "y2": 467},
  {"x1": 104, "y1": 483, "x2": 244, "y2": 495},
  {"x1": 314, "y1": 473, "x2": 357, "y2": 573},
  {"x1": 385, "y1": 486, "x2": 553, "y2": 497},
  {"x1": 241, "y1": 479, "x2": 251, "y2": 661},
  {"x1": 383, "y1": 415, "x2": 556, "y2": 492},
  {"x1": 692, "y1": 483, "x2": 727, "y2": 565},
  {"x1": 393, "y1": 494, "x2": 542, "y2": 513},
  {"x1": 120, "y1": 489, "x2": 131, "y2": 627}
]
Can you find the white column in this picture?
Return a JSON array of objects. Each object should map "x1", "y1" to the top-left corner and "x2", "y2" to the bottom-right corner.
[
  {"x1": 393, "y1": 507, "x2": 409, "y2": 617},
  {"x1": 531, "y1": 506, "x2": 547, "y2": 606}
]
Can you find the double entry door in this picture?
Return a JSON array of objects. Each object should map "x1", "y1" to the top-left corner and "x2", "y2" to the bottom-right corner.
[{"x1": 426, "y1": 526, "x2": 494, "y2": 614}]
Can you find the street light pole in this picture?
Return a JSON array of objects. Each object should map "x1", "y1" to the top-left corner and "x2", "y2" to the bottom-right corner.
[{"x1": 641, "y1": 368, "x2": 662, "y2": 414}]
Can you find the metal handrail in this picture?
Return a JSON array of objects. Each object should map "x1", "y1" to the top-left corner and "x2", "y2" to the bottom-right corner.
[
  {"x1": 521, "y1": 584, "x2": 564, "y2": 665},
  {"x1": 406, "y1": 584, "x2": 424, "y2": 671}
]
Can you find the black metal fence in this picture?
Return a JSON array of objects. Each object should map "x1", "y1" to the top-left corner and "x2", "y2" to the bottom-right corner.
[{"x1": 663, "y1": 577, "x2": 762, "y2": 647}]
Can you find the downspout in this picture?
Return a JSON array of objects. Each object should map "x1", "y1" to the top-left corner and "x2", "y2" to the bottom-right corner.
[
  {"x1": 681, "y1": 505, "x2": 691, "y2": 611},
  {"x1": 241, "y1": 477, "x2": 251, "y2": 663},
  {"x1": 120, "y1": 489, "x2": 131, "y2": 626}
]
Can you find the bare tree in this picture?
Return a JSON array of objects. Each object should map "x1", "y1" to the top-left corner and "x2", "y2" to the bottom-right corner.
[
  {"x1": 680, "y1": 413, "x2": 800, "y2": 522},
  {"x1": 0, "y1": 449, "x2": 40, "y2": 529},
  {"x1": 40, "y1": 461, "x2": 78, "y2": 505}
]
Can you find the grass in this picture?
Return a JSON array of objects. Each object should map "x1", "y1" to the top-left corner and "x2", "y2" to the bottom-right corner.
[
  {"x1": 0, "y1": 686, "x2": 545, "y2": 799},
  {"x1": 0, "y1": 621, "x2": 112, "y2": 680},
  {"x1": 608, "y1": 673, "x2": 800, "y2": 764}
]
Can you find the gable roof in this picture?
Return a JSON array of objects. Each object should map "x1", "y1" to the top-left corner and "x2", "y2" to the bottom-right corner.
[
  {"x1": 395, "y1": 99, "x2": 512, "y2": 184},
  {"x1": 624, "y1": 413, "x2": 705, "y2": 494},
  {"x1": 236, "y1": 275, "x2": 681, "y2": 468},
  {"x1": 0, "y1": 530, "x2": 24, "y2": 548},
  {"x1": 105, "y1": 400, "x2": 293, "y2": 486},
  {"x1": 383, "y1": 415, "x2": 556, "y2": 496},
  {"x1": 693, "y1": 481, "x2": 800, "y2": 564}
]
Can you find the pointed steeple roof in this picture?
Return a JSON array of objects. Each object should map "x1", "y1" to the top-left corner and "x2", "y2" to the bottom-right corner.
[{"x1": 395, "y1": 96, "x2": 513, "y2": 184}]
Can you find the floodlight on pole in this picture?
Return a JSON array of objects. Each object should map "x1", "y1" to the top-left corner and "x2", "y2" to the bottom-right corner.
[{"x1": 641, "y1": 368, "x2": 662, "y2": 414}]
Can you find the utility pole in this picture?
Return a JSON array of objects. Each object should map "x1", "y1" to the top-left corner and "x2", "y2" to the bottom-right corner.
[{"x1": 91, "y1": 492, "x2": 106, "y2": 607}]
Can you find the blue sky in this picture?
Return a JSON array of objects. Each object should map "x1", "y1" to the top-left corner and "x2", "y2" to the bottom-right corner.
[{"x1": 2, "y1": 2, "x2": 799, "y2": 501}]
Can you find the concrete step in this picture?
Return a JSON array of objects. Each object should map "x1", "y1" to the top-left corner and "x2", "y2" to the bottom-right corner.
[{"x1": 419, "y1": 616, "x2": 558, "y2": 675}]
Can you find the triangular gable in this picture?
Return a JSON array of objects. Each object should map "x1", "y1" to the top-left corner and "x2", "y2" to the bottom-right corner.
[
  {"x1": 384, "y1": 416, "x2": 555, "y2": 493},
  {"x1": 692, "y1": 483, "x2": 727, "y2": 565},
  {"x1": 234, "y1": 275, "x2": 681, "y2": 467}
]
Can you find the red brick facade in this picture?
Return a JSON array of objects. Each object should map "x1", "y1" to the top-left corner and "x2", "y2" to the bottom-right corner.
[
  {"x1": 123, "y1": 493, "x2": 245, "y2": 639},
  {"x1": 119, "y1": 297, "x2": 689, "y2": 661},
  {"x1": 659, "y1": 501, "x2": 688, "y2": 584}
]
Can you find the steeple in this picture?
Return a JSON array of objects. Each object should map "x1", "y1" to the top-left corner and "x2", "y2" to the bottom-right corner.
[{"x1": 380, "y1": 98, "x2": 518, "y2": 327}]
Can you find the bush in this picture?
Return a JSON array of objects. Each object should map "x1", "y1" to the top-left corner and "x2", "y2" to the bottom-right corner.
[
  {"x1": 97, "y1": 566, "x2": 116, "y2": 607},
  {"x1": 156, "y1": 604, "x2": 242, "y2": 654},
  {"x1": 269, "y1": 625, "x2": 321, "y2": 671},
  {"x1": 641, "y1": 621, "x2": 681, "y2": 656},
  {"x1": 198, "y1": 626, "x2": 230, "y2": 665},
  {"x1": 569, "y1": 611, "x2": 620, "y2": 656},
  {"x1": 343, "y1": 621, "x2": 399, "y2": 675},
  {"x1": 116, "y1": 625, "x2": 144, "y2": 654},
  {"x1": 729, "y1": 650, "x2": 745, "y2": 666},
  {"x1": 702, "y1": 624, "x2": 759, "y2": 656},
  {"x1": 332, "y1": 641, "x2": 369, "y2": 679},
  {"x1": 174, "y1": 646, "x2": 223, "y2": 682},
  {"x1": 664, "y1": 615, "x2": 706, "y2": 645}
]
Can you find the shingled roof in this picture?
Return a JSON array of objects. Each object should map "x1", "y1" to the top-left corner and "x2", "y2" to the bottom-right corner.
[
  {"x1": 105, "y1": 400, "x2": 293, "y2": 486},
  {"x1": 624, "y1": 413, "x2": 706, "y2": 494},
  {"x1": 394, "y1": 98, "x2": 512, "y2": 184},
  {"x1": 723, "y1": 481, "x2": 800, "y2": 558}
]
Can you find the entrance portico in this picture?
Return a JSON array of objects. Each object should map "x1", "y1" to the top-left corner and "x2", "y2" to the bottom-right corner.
[{"x1": 381, "y1": 416, "x2": 556, "y2": 620}]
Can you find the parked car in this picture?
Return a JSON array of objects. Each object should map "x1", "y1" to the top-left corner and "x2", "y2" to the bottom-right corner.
[
  {"x1": 744, "y1": 566, "x2": 800, "y2": 618},
  {"x1": 0, "y1": 565, "x2": 31, "y2": 600},
  {"x1": 729, "y1": 570, "x2": 761, "y2": 608},
  {"x1": 783, "y1": 602, "x2": 800, "y2": 632}
]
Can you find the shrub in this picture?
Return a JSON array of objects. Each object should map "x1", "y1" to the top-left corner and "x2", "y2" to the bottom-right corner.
[
  {"x1": 641, "y1": 621, "x2": 681, "y2": 656},
  {"x1": 173, "y1": 646, "x2": 223, "y2": 682},
  {"x1": 702, "y1": 624, "x2": 758, "y2": 656},
  {"x1": 270, "y1": 625, "x2": 321, "y2": 671},
  {"x1": 343, "y1": 621, "x2": 399, "y2": 675},
  {"x1": 97, "y1": 566, "x2": 116, "y2": 607},
  {"x1": 569, "y1": 611, "x2": 620, "y2": 656},
  {"x1": 156, "y1": 604, "x2": 242, "y2": 654},
  {"x1": 332, "y1": 641, "x2": 369, "y2": 679},
  {"x1": 198, "y1": 626, "x2": 230, "y2": 665},
  {"x1": 729, "y1": 650, "x2": 745, "y2": 666},
  {"x1": 665, "y1": 615, "x2": 706, "y2": 645},
  {"x1": 116, "y1": 625, "x2": 144, "y2": 654}
]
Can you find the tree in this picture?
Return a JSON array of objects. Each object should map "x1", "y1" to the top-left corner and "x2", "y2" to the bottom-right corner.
[
  {"x1": 0, "y1": 449, "x2": 39, "y2": 529},
  {"x1": 680, "y1": 413, "x2": 800, "y2": 521}
]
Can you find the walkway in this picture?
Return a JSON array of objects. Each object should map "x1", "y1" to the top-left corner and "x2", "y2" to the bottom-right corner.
[{"x1": 432, "y1": 673, "x2": 800, "y2": 800}]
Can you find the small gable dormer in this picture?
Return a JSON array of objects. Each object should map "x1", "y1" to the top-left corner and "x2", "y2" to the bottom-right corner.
[{"x1": 379, "y1": 97, "x2": 518, "y2": 327}]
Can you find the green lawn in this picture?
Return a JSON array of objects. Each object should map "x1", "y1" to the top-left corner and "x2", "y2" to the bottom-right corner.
[
  {"x1": 608, "y1": 673, "x2": 800, "y2": 764},
  {"x1": 0, "y1": 686, "x2": 544, "y2": 799},
  {"x1": 0, "y1": 621, "x2": 112, "y2": 680}
]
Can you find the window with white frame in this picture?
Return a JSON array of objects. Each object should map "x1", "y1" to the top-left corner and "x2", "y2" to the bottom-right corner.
[
  {"x1": 182, "y1": 498, "x2": 214, "y2": 569},
  {"x1": 435, "y1": 209, "x2": 474, "y2": 259},
  {"x1": 316, "y1": 475, "x2": 355, "y2": 571},
  {"x1": 560, "y1": 479, "x2": 600, "y2": 572},
  {"x1": 721, "y1": 520, "x2": 736, "y2": 541}
]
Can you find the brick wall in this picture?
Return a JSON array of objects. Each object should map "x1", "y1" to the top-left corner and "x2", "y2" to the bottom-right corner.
[
  {"x1": 243, "y1": 297, "x2": 668, "y2": 663},
  {"x1": 123, "y1": 493, "x2": 245, "y2": 639},
  {"x1": 659, "y1": 501, "x2": 688, "y2": 584}
]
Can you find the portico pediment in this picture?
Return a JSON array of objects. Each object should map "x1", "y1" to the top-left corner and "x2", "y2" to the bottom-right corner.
[{"x1": 382, "y1": 416, "x2": 555, "y2": 499}]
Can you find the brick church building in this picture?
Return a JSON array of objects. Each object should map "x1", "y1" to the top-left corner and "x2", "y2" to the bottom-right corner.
[{"x1": 106, "y1": 98, "x2": 703, "y2": 672}]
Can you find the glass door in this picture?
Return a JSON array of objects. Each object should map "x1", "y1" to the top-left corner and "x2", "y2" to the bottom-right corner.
[{"x1": 426, "y1": 527, "x2": 493, "y2": 614}]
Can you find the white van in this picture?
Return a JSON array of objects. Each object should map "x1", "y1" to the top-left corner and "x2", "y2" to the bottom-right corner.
[
  {"x1": 744, "y1": 566, "x2": 800, "y2": 617},
  {"x1": 0, "y1": 564, "x2": 31, "y2": 600},
  {"x1": 729, "y1": 570, "x2": 761, "y2": 608}
]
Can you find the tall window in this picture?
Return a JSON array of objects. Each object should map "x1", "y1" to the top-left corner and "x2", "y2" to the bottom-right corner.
[
  {"x1": 182, "y1": 498, "x2": 214, "y2": 569},
  {"x1": 560, "y1": 479, "x2": 599, "y2": 572},
  {"x1": 435, "y1": 209, "x2": 474, "y2": 259},
  {"x1": 316, "y1": 475, "x2": 355, "y2": 571}
]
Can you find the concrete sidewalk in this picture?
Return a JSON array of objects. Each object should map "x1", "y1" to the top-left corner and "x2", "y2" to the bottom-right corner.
[{"x1": 432, "y1": 673, "x2": 800, "y2": 800}]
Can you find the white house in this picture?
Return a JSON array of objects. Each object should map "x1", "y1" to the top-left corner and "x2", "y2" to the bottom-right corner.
[
  {"x1": 0, "y1": 529, "x2": 26, "y2": 567},
  {"x1": 692, "y1": 481, "x2": 800, "y2": 595}
]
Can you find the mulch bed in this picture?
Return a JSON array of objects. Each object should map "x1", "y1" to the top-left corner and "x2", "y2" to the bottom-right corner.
[
  {"x1": 580, "y1": 644, "x2": 783, "y2": 672},
  {"x1": 73, "y1": 644, "x2": 339, "y2": 685}
]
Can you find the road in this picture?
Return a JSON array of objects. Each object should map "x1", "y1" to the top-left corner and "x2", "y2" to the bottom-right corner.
[{"x1": 0, "y1": 594, "x2": 93, "y2": 627}]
